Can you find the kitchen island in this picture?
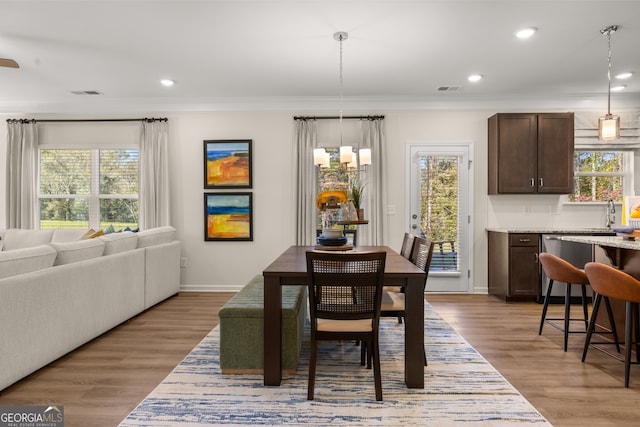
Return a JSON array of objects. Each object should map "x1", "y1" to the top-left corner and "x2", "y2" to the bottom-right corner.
[{"x1": 561, "y1": 235, "x2": 640, "y2": 342}]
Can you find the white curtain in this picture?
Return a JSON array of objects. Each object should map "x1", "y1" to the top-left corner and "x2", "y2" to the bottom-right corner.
[
  {"x1": 6, "y1": 120, "x2": 38, "y2": 228},
  {"x1": 139, "y1": 120, "x2": 171, "y2": 229},
  {"x1": 294, "y1": 119, "x2": 318, "y2": 245},
  {"x1": 358, "y1": 118, "x2": 387, "y2": 245}
]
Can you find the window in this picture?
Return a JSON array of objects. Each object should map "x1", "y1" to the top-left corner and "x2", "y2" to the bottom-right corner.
[
  {"x1": 38, "y1": 149, "x2": 139, "y2": 229},
  {"x1": 316, "y1": 148, "x2": 360, "y2": 229},
  {"x1": 570, "y1": 150, "x2": 633, "y2": 202}
]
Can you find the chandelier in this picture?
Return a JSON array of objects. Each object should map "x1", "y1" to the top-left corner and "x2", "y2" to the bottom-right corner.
[
  {"x1": 313, "y1": 31, "x2": 372, "y2": 169},
  {"x1": 598, "y1": 25, "x2": 620, "y2": 141}
]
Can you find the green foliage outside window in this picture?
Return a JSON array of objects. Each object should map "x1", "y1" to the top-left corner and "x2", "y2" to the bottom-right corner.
[
  {"x1": 570, "y1": 151, "x2": 623, "y2": 202},
  {"x1": 39, "y1": 149, "x2": 139, "y2": 229},
  {"x1": 419, "y1": 155, "x2": 458, "y2": 244}
]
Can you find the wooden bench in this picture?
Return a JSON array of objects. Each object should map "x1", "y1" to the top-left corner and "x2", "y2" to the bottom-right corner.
[{"x1": 219, "y1": 275, "x2": 306, "y2": 374}]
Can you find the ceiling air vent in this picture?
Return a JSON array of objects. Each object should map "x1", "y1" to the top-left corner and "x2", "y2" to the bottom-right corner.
[
  {"x1": 437, "y1": 86, "x2": 461, "y2": 91},
  {"x1": 70, "y1": 90, "x2": 103, "y2": 95}
]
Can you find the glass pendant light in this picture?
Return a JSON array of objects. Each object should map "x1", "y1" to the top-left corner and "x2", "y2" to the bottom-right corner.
[{"x1": 598, "y1": 25, "x2": 620, "y2": 141}]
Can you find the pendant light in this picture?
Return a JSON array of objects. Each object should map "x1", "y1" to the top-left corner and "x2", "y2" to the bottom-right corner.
[
  {"x1": 313, "y1": 31, "x2": 372, "y2": 169},
  {"x1": 598, "y1": 25, "x2": 620, "y2": 141}
]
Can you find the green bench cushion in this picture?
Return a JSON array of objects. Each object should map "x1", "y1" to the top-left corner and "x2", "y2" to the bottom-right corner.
[
  {"x1": 219, "y1": 275, "x2": 306, "y2": 374},
  {"x1": 219, "y1": 275, "x2": 303, "y2": 319}
]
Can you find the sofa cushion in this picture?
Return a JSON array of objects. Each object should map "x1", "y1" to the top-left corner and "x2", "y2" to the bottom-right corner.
[
  {"x1": 136, "y1": 226, "x2": 176, "y2": 248},
  {"x1": 98, "y1": 232, "x2": 138, "y2": 255},
  {"x1": 49, "y1": 239, "x2": 105, "y2": 265},
  {"x1": 2, "y1": 229, "x2": 54, "y2": 251},
  {"x1": 51, "y1": 229, "x2": 92, "y2": 243},
  {"x1": 0, "y1": 245, "x2": 57, "y2": 279}
]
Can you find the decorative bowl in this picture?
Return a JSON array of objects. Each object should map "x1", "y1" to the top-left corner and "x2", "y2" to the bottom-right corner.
[{"x1": 321, "y1": 229, "x2": 343, "y2": 239}]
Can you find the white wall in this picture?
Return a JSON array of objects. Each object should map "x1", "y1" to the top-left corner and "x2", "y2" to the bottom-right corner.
[{"x1": 0, "y1": 110, "x2": 634, "y2": 292}]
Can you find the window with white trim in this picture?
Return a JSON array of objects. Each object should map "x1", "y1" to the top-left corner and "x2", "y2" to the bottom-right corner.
[
  {"x1": 570, "y1": 150, "x2": 633, "y2": 202},
  {"x1": 38, "y1": 148, "x2": 139, "y2": 229}
]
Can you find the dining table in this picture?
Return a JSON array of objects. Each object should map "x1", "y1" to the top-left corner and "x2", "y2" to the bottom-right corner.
[{"x1": 262, "y1": 245, "x2": 427, "y2": 388}]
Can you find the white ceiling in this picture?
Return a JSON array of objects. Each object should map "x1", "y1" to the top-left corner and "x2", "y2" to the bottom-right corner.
[{"x1": 0, "y1": 0, "x2": 639, "y2": 114}]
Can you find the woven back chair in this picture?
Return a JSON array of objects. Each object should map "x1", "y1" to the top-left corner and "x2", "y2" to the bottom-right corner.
[
  {"x1": 305, "y1": 250, "x2": 386, "y2": 401},
  {"x1": 380, "y1": 236, "x2": 434, "y2": 365},
  {"x1": 400, "y1": 232, "x2": 416, "y2": 259}
]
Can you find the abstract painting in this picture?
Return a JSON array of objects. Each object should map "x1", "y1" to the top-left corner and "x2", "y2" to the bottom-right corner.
[
  {"x1": 204, "y1": 140, "x2": 252, "y2": 188},
  {"x1": 204, "y1": 193, "x2": 253, "y2": 241}
]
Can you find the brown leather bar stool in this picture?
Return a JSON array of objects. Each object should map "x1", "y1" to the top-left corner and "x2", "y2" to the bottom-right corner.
[
  {"x1": 539, "y1": 252, "x2": 618, "y2": 352},
  {"x1": 583, "y1": 262, "x2": 640, "y2": 388}
]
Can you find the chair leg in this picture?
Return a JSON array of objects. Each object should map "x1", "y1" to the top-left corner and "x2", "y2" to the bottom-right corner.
[
  {"x1": 539, "y1": 279, "x2": 554, "y2": 335},
  {"x1": 372, "y1": 336, "x2": 382, "y2": 401},
  {"x1": 604, "y1": 296, "x2": 621, "y2": 353},
  {"x1": 624, "y1": 301, "x2": 633, "y2": 388},
  {"x1": 563, "y1": 282, "x2": 572, "y2": 352},
  {"x1": 634, "y1": 303, "x2": 640, "y2": 363},
  {"x1": 307, "y1": 339, "x2": 318, "y2": 400},
  {"x1": 424, "y1": 347, "x2": 428, "y2": 366},
  {"x1": 397, "y1": 316, "x2": 403, "y2": 324},
  {"x1": 581, "y1": 285, "x2": 589, "y2": 330},
  {"x1": 582, "y1": 294, "x2": 601, "y2": 362}
]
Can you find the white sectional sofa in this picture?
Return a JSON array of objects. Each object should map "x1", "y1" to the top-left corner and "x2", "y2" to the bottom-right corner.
[{"x1": 0, "y1": 226, "x2": 180, "y2": 390}]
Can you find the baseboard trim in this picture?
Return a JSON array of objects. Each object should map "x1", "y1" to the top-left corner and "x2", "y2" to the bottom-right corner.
[{"x1": 180, "y1": 284, "x2": 244, "y2": 292}]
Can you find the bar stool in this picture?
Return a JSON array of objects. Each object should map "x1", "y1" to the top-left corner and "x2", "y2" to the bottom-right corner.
[
  {"x1": 583, "y1": 262, "x2": 640, "y2": 388},
  {"x1": 538, "y1": 252, "x2": 618, "y2": 352}
]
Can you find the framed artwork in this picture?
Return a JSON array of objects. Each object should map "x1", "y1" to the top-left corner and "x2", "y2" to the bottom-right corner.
[
  {"x1": 204, "y1": 192, "x2": 253, "y2": 241},
  {"x1": 204, "y1": 140, "x2": 252, "y2": 188}
]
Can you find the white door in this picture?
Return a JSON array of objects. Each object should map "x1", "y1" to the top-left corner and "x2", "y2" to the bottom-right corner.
[{"x1": 407, "y1": 142, "x2": 473, "y2": 293}]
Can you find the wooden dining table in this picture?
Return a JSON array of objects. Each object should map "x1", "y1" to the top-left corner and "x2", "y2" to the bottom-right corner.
[{"x1": 262, "y1": 245, "x2": 427, "y2": 388}]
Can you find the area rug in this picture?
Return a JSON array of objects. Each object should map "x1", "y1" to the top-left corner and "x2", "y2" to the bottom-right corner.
[{"x1": 120, "y1": 303, "x2": 551, "y2": 426}]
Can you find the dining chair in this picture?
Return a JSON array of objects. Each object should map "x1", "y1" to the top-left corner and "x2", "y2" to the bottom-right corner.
[
  {"x1": 383, "y1": 232, "x2": 416, "y2": 323},
  {"x1": 400, "y1": 232, "x2": 416, "y2": 259},
  {"x1": 380, "y1": 236, "x2": 434, "y2": 365},
  {"x1": 305, "y1": 250, "x2": 387, "y2": 401}
]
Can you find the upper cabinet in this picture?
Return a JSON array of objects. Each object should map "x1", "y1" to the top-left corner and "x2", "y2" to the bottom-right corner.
[{"x1": 488, "y1": 113, "x2": 575, "y2": 194}]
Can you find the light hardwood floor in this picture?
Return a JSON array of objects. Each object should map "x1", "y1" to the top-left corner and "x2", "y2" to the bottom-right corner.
[{"x1": 0, "y1": 292, "x2": 638, "y2": 426}]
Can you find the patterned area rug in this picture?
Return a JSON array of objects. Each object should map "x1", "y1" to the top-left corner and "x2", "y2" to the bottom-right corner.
[{"x1": 120, "y1": 303, "x2": 551, "y2": 426}]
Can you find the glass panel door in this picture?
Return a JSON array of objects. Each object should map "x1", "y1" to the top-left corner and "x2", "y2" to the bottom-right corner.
[{"x1": 408, "y1": 142, "x2": 472, "y2": 292}]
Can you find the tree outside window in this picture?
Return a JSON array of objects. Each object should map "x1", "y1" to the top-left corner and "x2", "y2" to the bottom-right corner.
[
  {"x1": 39, "y1": 149, "x2": 139, "y2": 229},
  {"x1": 571, "y1": 151, "x2": 627, "y2": 202}
]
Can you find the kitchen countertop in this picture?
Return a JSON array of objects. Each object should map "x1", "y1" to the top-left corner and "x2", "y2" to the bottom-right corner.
[
  {"x1": 485, "y1": 228, "x2": 616, "y2": 234},
  {"x1": 561, "y1": 235, "x2": 640, "y2": 250}
]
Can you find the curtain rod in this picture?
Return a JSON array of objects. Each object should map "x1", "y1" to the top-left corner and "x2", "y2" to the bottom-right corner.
[
  {"x1": 6, "y1": 117, "x2": 168, "y2": 124},
  {"x1": 293, "y1": 115, "x2": 384, "y2": 121}
]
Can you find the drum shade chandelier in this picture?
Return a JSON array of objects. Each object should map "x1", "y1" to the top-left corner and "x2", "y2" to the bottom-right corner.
[
  {"x1": 598, "y1": 25, "x2": 620, "y2": 141},
  {"x1": 313, "y1": 31, "x2": 372, "y2": 169}
]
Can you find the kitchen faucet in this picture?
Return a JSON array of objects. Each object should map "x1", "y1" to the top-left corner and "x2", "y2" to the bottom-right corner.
[{"x1": 606, "y1": 199, "x2": 615, "y2": 229}]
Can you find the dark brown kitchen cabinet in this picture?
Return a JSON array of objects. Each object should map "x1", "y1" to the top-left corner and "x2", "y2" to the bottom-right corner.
[
  {"x1": 488, "y1": 231, "x2": 540, "y2": 301},
  {"x1": 488, "y1": 113, "x2": 574, "y2": 194}
]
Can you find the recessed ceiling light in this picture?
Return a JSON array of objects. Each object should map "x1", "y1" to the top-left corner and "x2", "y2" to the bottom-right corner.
[
  {"x1": 515, "y1": 27, "x2": 537, "y2": 39},
  {"x1": 161, "y1": 79, "x2": 175, "y2": 87},
  {"x1": 468, "y1": 74, "x2": 483, "y2": 82},
  {"x1": 615, "y1": 72, "x2": 633, "y2": 79},
  {"x1": 611, "y1": 85, "x2": 626, "y2": 92}
]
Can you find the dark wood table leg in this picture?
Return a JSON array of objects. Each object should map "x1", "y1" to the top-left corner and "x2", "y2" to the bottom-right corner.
[
  {"x1": 404, "y1": 276, "x2": 425, "y2": 388},
  {"x1": 263, "y1": 275, "x2": 282, "y2": 386}
]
